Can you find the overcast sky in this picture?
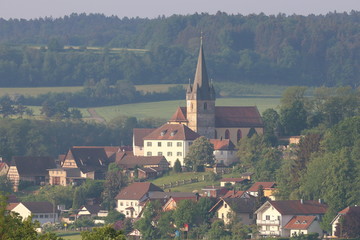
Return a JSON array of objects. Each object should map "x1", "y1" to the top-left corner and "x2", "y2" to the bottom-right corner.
[{"x1": 0, "y1": 0, "x2": 359, "y2": 20}]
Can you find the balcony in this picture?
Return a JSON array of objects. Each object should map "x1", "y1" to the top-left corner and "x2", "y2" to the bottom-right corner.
[{"x1": 256, "y1": 219, "x2": 280, "y2": 225}]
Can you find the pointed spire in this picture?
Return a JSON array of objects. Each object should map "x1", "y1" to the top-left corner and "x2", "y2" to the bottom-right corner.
[{"x1": 192, "y1": 33, "x2": 213, "y2": 100}]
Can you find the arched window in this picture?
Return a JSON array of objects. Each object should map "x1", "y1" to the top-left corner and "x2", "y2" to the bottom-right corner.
[
  {"x1": 215, "y1": 130, "x2": 217, "y2": 139},
  {"x1": 237, "y1": 129, "x2": 242, "y2": 142},
  {"x1": 204, "y1": 102, "x2": 207, "y2": 110},
  {"x1": 225, "y1": 129, "x2": 230, "y2": 139}
]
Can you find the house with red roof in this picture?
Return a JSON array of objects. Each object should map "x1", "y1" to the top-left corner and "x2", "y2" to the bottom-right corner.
[
  {"x1": 209, "y1": 197, "x2": 256, "y2": 225},
  {"x1": 142, "y1": 123, "x2": 201, "y2": 167},
  {"x1": 220, "y1": 177, "x2": 248, "y2": 187},
  {"x1": 248, "y1": 182, "x2": 277, "y2": 200},
  {"x1": 255, "y1": 200, "x2": 328, "y2": 237},
  {"x1": 133, "y1": 128, "x2": 155, "y2": 156},
  {"x1": 330, "y1": 206, "x2": 360, "y2": 237},
  {"x1": 162, "y1": 195, "x2": 199, "y2": 211},
  {"x1": 7, "y1": 156, "x2": 56, "y2": 191},
  {"x1": 0, "y1": 160, "x2": 9, "y2": 176},
  {"x1": 115, "y1": 182, "x2": 164, "y2": 218},
  {"x1": 284, "y1": 215, "x2": 323, "y2": 237},
  {"x1": 10, "y1": 201, "x2": 58, "y2": 225},
  {"x1": 210, "y1": 139, "x2": 238, "y2": 166}
]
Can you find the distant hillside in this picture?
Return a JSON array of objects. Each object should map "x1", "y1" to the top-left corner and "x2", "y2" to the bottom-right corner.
[{"x1": 0, "y1": 12, "x2": 358, "y2": 87}]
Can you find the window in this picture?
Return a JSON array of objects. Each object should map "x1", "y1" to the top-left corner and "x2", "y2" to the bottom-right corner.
[
  {"x1": 225, "y1": 129, "x2": 230, "y2": 139},
  {"x1": 278, "y1": 216, "x2": 280, "y2": 221},
  {"x1": 266, "y1": 215, "x2": 270, "y2": 220},
  {"x1": 221, "y1": 213, "x2": 224, "y2": 219},
  {"x1": 131, "y1": 202, "x2": 133, "y2": 206},
  {"x1": 126, "y1": 202, "x2": 129, "y2": 206},
  {"x1": 188, "y1": 142, "x2": 193, "y2": 146},
  {"x1": 147, "y1": 152, "x2": 152, "y2": 156},
  {"x1": 158, "y1": 152, "x2": 163, "y2": 156},
  {"x1": 237, "y1": 129, "x2": 242, "y2": 142},
  {"x1": 147, "y1": 142, "x2": 152, "y2": 147},
  {"x1": 249, "y1": 213, "x2": 253, "y2": 219},
  {"x1": 158, "y1": 142, "x2": 162, "y2": 147},
  {"x1": 224, "y1": 204, "x2": 227, "y2": 208},
  {"x1": 204, "y1": 102, "x2": 207, "y2": 110},
  {"x1": 177, "y1": 142, "x2": 182, "y2": 147},
  {"x1": 266, "y1": 225, "x2": 270, "y2": 231},
  {"x1": 120, "y1": 202, "x2": 123, "y2": 206},
  {"x1": 220, "y1": 151, "x2": 223, "y2": 155},
  {"x1": 167, "y1": 142, "x2": 172, "y2": 147},
  {"x1": 126, "y1": 211, "x2": 129, "y2": 216},
  {"x1": 167, "y1": 152, "x2": 172, "y2": 156},
  {"x1": 45, "y1": 215, "x2": 49, "y2": 218},
  {"x1": 40, "y1": 215, "x2": 44, "y2": 218},
  {"x1": 177, "y1": 152, "x2": 182, "y2": 156}
]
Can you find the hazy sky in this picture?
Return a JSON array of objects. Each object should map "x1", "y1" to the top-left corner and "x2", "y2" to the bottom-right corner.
[{"x1": 0, "y1": 0, "x2": 359, "y2": 20}]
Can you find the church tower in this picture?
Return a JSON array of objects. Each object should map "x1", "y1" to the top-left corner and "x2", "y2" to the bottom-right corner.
[{"x1": 186, "y1": 37, "x2": 216, "y2": 139}]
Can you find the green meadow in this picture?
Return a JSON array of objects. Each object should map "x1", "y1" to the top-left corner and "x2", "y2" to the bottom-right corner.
[
  {"x1": 93, "y1": 97, "x2": 281, "y2": 122},
  {"x1": 0, "y1": 86, "x2": 83, "y2": 97}
]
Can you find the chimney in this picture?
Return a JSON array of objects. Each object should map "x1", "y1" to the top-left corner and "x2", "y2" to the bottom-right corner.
[
  {"x1": 300, "y1": 199, "x2": 304, "y2": 204},
  {"x1": 318, "y1": 199, "x2": 322, "y2": 204}
]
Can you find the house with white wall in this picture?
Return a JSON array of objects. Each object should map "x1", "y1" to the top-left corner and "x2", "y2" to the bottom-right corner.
[
  {"x1": 11, "y1": 202, "x2": 58, "y2": 225},
  {"x1": 255, "y1": 200, "x2": 327, "y2": 237}
]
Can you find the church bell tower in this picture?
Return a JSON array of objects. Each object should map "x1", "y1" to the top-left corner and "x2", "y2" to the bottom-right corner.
[{"x1": 186, "y1": 36, "x2": 216, "y2": 139}]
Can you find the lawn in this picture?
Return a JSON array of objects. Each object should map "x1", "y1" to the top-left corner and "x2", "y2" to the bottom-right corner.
[
  {"x1": 93, "y1": 97, "x2": 280, "y2": 122},
  {"x1": 56, "y1": 231, "x2": 81, "y2": 240}
]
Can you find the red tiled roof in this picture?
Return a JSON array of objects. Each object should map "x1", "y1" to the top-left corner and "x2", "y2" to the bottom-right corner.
[
  {"x1": 284, "y1": 216, "x2": 317, "y2": 230},
  {"x1": 6, "y1": 202, "x2": 19, "y2": 211},
  {"x1": 143, "y1": 124, "x2": 200, "y2": 141},
  {"x1": 133, "y1": 128, "x2": 155, "y2": 147},
  {"x1": 210, "y1": 139, "x2": 235, "y2": 150},
  {"x1": 223, "y1": 190, "x2": 246, "y2": 198},
  {"x1": 215, "y1": 106, "x2": 264, "y2": 128},
  {"x1": 65, "y1": 147, "x2": 109, "y2": 173},
  {"x1": 338, "y1": 206, "x2": 360, "y2": 214},
  {"x1": 270, "y1": 200, "x2": 328, "y2": 215},
  {"x1": 169, "y1": 107, "x2": 188, "y2": 123},
  {"x1": 11, "y1": 156, "x2": 56, "y2": 177},
  {"x1": 117, "y1": 156, "x2": 169, "y2": 169},
  {"x1": 175, "y1": 106, "x2": 263, "y2": 128},
  {"x1": 248, "y1": 182, "x2": 276, "y2": 192},
  {"x1": 21, "y1": 202, "x2": 54, "y2": 213},
  {"x1": 115, "y1": 182, "x2": 163, "y2": 200}
]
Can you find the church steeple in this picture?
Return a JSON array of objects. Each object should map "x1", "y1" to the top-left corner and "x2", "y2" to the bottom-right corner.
[
  {"x1": 186, "y1": 35, "x2": 216, "y2": 139},
  {"x1": 187, "y1": 35, "x2": 216, "y2": 101}
]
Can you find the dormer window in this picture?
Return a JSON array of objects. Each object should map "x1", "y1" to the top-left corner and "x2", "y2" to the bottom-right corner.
[
  {"x1": 171, "y1": 130, "x2": 177, "y2": 136},
  {"x1": 161, "y1": 130, "x2": 167, "y2": 136}
]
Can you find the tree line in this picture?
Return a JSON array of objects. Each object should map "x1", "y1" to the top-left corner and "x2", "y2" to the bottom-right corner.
[
  {"x1": 235, "y1": 86, "x2": 360, "y2": 233},
  {"x1": 0, "y1": 11, "x2": 359, "y2": 87}
]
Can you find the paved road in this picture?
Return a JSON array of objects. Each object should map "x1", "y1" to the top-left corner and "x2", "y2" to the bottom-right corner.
[{"x1": 87, "y1": 108, "x2": 106, "y2": 123}]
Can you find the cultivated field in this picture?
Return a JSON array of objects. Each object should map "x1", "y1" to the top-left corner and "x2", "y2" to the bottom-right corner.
[
  {"x1": 0, "y1": 86, "x2": 83, "y2": 97},
  {"x1": 93, "y1": 97, "x2": 281, "y2": 122}
]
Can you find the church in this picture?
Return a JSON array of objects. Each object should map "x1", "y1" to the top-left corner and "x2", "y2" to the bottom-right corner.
[{"x1": 133, "y1": 39, "x2": 264, "y2": 167}]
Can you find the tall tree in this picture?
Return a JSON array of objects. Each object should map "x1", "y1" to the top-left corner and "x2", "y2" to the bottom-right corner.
[{"x1": 184, "y1": 136, "x2": 215, "y2": 172}]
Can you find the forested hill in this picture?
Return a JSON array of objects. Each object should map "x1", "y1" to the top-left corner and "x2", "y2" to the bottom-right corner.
[{"x1": 0, "y1": 12, "x2": 359, "y2": 87}]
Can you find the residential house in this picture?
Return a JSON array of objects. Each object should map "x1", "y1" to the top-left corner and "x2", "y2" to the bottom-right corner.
[
  {"x1": 330, "y1": 206, "x2": 360, "y2": 237},
  {"x1": 284, "y1": 216, "x2": 323, "y2": 237},
  {"x1": 213, "y1": 163, "x2": 231, "y2": 174},
  {"x1": 220, "y1": 177, "x2": 247, "y2": 187},
  {"x1": 142, "y1": 123, "x2": 200, "y2": 167},
  {"x1": 241, "y1": 172, "x2": 254, "y2": 180},
  {"x1": 255, "y1": 200, "x2": 327, "y2": 237},
  {"x1": 49, "y1": 147, "x2": 110, "y2": 186},
  {"x1": 11, "y1": 202, "x2": 58, "y2": 225},
  {"x1": 209, "y1": 197, "x2": 256, "y2": 225},
  {"x1": 248, "y1": 182, "x2": 277, "y2": 200},
  {"x1": 133, "y1": 128, "x2": 155, "y2": 156},
  {"x1": 0, "y1": 160, "x2": 9, "y2": 176},
  {"x1": 222, "y1": 190, "x2": 252, "y2": 199},
  {"x1": 162, "y1": 195, "x2": 199, "y2": 211},
  {"x1": 77, "y1": 204, "x2": 105, "y2": 219},
  {"x1": 7, "y1": 156, "x2": 56, "y2": 191},
  {"x1": 115, "y1": 182, "x2": 164, "y2": 218},
  {"x1": 210, "y1": 139, "x2": 237, "y2": 166},
  {"x1": 200, "y1": 186, "x2": 228, "y2": 198}
]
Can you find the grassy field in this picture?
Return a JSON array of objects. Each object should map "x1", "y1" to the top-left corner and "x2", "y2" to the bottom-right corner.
[
  {"x1": 93, "y1": 97, "x2": 280, "y2": 122},
  {"x1": 0, "y1": 86, "x2": 83, "y2": 97},
  {"x1": 56, "y1": 231, "x2": 81, "y2": 240}
]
